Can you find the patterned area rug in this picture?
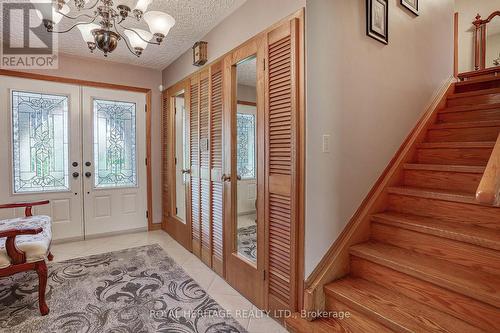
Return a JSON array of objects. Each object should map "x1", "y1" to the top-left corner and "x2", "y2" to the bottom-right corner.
[
  {"x1": 237, "y1": 225, "x2": 257, "y2": 262},
  {"x1": 0, "y1": 244, "x2": 247, "y2": 333}
]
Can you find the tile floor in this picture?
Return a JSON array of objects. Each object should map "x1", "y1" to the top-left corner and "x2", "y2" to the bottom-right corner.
[{"x1": 51, "y1": 230, "x2": 287, "y2": 333}]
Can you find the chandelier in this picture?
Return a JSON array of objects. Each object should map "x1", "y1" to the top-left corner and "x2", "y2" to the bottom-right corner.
[{"x1": 31, "y1": 0, "x2": 175, "y2": 57}]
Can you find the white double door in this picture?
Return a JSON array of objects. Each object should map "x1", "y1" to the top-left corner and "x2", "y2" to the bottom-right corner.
[{"x1": 0, "y1": 76, "x2": 147, "y2": 240}]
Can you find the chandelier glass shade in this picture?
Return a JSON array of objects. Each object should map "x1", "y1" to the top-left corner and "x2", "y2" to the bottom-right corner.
[{"x1": 31, "y1": 0, "x2": 175, "y2": 57}]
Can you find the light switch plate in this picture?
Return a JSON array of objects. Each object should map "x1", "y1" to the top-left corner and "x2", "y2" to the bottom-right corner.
[{"x1": 322, "y1": 134, "x2": 330, "y2": 153}]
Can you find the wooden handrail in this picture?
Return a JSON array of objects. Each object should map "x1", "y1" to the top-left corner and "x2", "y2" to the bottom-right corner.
[{"x1": 476, "y1": 134, "x2": 500, "y2": 206}]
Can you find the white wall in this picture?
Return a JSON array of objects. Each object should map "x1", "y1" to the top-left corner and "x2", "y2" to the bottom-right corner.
[
  {"x1": 455, "y1": 0, "x2": 499, "y2": 72},
  {"x1": 304, "y1": 0, "x2": 454, "y2": 277},
  {"x1": 162, "y1": 0, "x2": 306, "y2": 88},
  {"x1": 486, "y1": 32, "x2": 500, "y2": 68}
]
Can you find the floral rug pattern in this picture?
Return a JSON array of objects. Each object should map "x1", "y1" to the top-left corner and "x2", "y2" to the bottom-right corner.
[
  {"x1": 0, "y1": 244, "x2": 247, "y2": 333},
  {"x1": 237, "y1": 225, "x2": 257, "y2": 262}
]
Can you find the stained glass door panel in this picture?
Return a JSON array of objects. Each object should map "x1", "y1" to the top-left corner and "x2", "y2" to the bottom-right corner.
[
  {"x1": 93, "y1": 99, "x2": 137, "y2": 188},
  {"x1": 82, "y1": 87, "x2": 147, "y2": 237},
  {"x1": 0, "y1": 77, "x2": 84, "y2": 240},
  {"x1": 11, "y1": 91, "x2": 69, "y2": 193}
]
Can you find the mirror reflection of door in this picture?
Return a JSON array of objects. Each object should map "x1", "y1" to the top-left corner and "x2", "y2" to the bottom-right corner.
[
  {"x1": 236, "y1": 55, "x2": 258, "y2": 264},
  {"x1": 486, "y1": 16, "x2": 500, "y2": 67},
  {"x1": 174, "y1": 93, "x2": 188, "y2": 223},
  {"x1": 225, "y1": 47, "x2": 265, "y2": 307}
]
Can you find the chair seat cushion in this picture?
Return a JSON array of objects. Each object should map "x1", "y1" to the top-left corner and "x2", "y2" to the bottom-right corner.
[{"x1": 0, "y1": 215, "x2": 52, "y2": 269}]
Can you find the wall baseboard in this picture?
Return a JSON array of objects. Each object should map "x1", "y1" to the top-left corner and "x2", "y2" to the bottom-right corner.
[{"x1": 52, "y1": 227, "x2": 150, "y2": 244}]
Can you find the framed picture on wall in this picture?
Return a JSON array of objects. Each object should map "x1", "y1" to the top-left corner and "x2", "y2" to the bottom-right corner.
[
  {"x1": 366, "y1": 0, "x2": 389, "y2": 45},
  {"x1": 401, "y1": 0, "x2": 419, "y2": 16}
]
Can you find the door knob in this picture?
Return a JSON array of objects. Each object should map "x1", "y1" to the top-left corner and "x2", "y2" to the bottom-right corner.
[
  {"x1": 236, "y1": 175, "x2": 242, "y2": 181},
  {"x1": 85, "y1": 161, "x2": 91, "y2": 167},
  {"x1": 72, "y1": 162, "x2": 78, "y2": 167},
  {"x1": 85, "y1": 172, "x2": 92, "y2": 178},
  {"x1": 181, "y1": 169, "x2": 191, "y2": 174},
  {"x1": 72, "y1": 172, "x2": 79, "y2": 178},
  {"x1": 221, "y1": 174, "x2": 231, "y2": 182}
]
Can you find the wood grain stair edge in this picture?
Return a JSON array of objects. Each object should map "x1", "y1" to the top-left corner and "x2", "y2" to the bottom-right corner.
[
  {"x1": 403, "y1": 163, "x2": 485, "y2": 173},
  {"x1": 324, "y1": 278, "x2": 485, "y2": 333},
  {"x1": 349, "y1": 242, "x2": 500, "y2": 308},
  {"x1": 371, "y1": 212, "x2": 500, "y2": 251},
  {"x1": 386, "y1": 186, "x2": 477, "y2": 205}
]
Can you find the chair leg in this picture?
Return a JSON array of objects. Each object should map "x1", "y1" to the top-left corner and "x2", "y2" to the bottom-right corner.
[{"x1": 35, "y1": 261, "x2": 49, "y2": 316}]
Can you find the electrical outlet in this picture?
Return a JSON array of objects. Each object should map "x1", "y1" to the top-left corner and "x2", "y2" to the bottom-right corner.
[{"x1": 322, "y1": 134, "x2": 331, "y2": 153}]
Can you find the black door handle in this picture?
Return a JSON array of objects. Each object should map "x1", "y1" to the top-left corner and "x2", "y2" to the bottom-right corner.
[
  {"x1": 72, "y1": 162, "x2": 78, "y2": 167},
  {"x1": 85, "y1": 172, "x2": 92, "y2": 178},
  {"x1": 85, "y1": 162, "x2": 92, "y2": 167},
  {"x1": 72, "y1": 172, "x2": 79, "y2": 178}
]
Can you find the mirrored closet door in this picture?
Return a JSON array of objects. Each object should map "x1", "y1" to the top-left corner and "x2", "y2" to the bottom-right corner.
[{"x1": 223, "y1": 39, "x2": 266, "y2": 308}]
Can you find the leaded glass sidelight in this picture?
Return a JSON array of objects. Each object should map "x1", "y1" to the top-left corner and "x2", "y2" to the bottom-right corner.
[
  {"x1": 236, "y1": 113, "x2": 256, "y2": 180},
  {"x1": 12, "y1": 91, "x2": 69, "y2": 193},
  {"x1": 93, "y1": 99, "x2": 137, "y2": 188}
]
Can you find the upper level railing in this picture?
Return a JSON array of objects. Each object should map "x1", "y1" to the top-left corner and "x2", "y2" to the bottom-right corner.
[{"x1": 476, "y1": 134, "x2": 500, "y2": 206}]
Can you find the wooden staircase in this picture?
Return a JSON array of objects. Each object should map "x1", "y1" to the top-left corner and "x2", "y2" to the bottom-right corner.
[{"x1": 286, "y1": 79, "x2": 500, "y2": 332}]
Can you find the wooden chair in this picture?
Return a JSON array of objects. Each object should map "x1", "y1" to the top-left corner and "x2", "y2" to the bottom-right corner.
[{"x1": 0, "y1": 201, "x2": 53, "y2": 316}]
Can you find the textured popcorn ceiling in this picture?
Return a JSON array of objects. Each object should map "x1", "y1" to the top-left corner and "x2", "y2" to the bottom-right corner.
[{"x1": 7, "y1": 0, "x2": 246, "y2": 69}]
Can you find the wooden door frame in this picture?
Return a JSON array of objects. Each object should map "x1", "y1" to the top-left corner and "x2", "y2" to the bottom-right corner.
[
  {"x1": 0, "y1": 69, "x2": 157, "y2": 232},
  {"x1": 162, "y1": 79, "x2": 193, "y2": 250}
]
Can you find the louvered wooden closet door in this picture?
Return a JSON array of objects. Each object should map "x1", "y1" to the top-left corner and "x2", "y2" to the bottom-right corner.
[
  {"x1": 199, "y1": 70, "x2": 212, "y2": 266},
  {"x1": 266, "y1": 18, "x2": 300, "y2": 312},
  {"x1": 162, "y1": 94, "x2": 170, "y2": 222},
  {"x1": 210, "y1": 62, "x2": 224, "y2": 276},
  {"x1": 190, "y1": 76, "x2": 201, "y2": 257}
]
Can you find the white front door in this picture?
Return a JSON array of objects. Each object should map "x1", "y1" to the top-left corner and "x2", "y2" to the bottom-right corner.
[
  {"x1": 81, "y1": 87, "x2": 147, "y2": 236},
  {"x1": 0, "y1": 76, "x2": 147, "y2": 240},
  {"x1": 0, "y1": 76, "x2": 84, "y2": 240}
]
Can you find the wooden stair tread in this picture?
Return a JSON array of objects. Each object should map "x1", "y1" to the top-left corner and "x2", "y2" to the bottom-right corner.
[
  {"x1": 430, "y1": 120, "x2": 500, "y2": 129},
  {"x1": 417, "y1": 141, "x2": 496, "y2": 149},
  {"x1": 325, "y1": 278, "x2": 484, "y2": 333},
  {"x1": 285, "y1": 313, "x2": 393, "y2": 333},
  {"x1": 387, "y1": 186, "x2": 477, "y2": 205},
  {"x1": 372, "y1": 212, "x2": 500, "y2": 251},
  {"x1": 448, "y1": 87, "x2": 500, "y2": 99},
  {"x1": 285, "y1": 316, "x2": 346, "y2": 333},
  {"x1": 349, "y1": 241, "x2": 500, "y2": 308},
  {"x1": 439, "y1": 102, "x2": 500, "y2": 114},
  {"x1": 403, "y1": 163, "x2": 485, "y2": 173}
]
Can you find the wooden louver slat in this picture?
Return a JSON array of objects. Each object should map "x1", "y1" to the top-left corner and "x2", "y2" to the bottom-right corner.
[
  {"x1": 210, "y1": 66, "x2": 224, "y2": 276},
  {"x1": 266, "y1": 20, "x2": 298, "y2": 312},
  {"x1": 200, "y1": 75, "x2": 211, "y2": 265},
  {"x1": 190, "y1": 80, "x2": 201, "y2": 257},
  {"x1": 162, "y1": 95, "x2": 169, "y2": 222}
]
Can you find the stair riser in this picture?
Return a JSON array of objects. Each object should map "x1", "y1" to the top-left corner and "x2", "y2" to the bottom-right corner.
[
  {"x1": 454, "y1": 79, "x2": 500, "y2": 93},
  {"x1": 387, "y1": 194, "x2": 500, "y2": 229},
  {"x1": 371, "y1": 223, "x2": 500, "y2": 276},
  {"x1": 350, "y1": 256, "x2": 500, "y2": 333},
  {"x1": 416, "y1": 148, "x2": 492, "y2": 166},
  {"x1": 403, "y1": 170, "x2": 481, "y2": 194},
  {"x1": 447, "y1": 93, "x2": 500, "y2": 107},
  {"x1": 325, "y1": 297, "x2": 394, "y2": 333},
  {"x1": 426, "y1": 126, "x2": 500, "y2": 142},
  {"x1": 438, "y1": 109, "x2": 500, "y2": 123}
]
